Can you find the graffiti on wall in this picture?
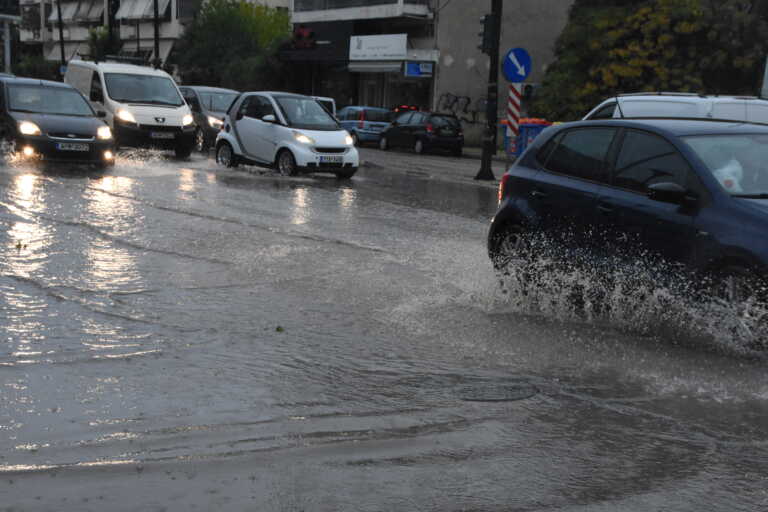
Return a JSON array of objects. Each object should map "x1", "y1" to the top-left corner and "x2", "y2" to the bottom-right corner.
[{"x1": 437, "y1": 93, "x2": 488, "y2": 124}]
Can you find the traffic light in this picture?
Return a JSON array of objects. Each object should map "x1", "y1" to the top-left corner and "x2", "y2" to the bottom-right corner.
[{"x1": 478, "y1": 14, "x2": 497, "y2": 55}]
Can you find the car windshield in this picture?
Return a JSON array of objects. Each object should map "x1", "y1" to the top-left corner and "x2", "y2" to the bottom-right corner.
[
  {"x1": 104, "y1": 73, "x2": 183, "y2": 106},
  {"x1": 199, "y1": 92, "x2": 238, "y2": 113},
  {"x1": 8, "y1": 85, "x2": 94, "y2": 116},
  {"x1": 275, "y1": 96, "x2": 339, "y2": 130},
  {"x1": 683, "y1": 134, "x2": 768, "y2": 196}
]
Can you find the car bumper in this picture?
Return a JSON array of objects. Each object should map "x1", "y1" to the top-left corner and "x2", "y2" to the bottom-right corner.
[
  {"x1": 114, "y1": 122, "x2": 195, "y2": 149},
  {"x1": 425, "y1": 135, "x2": 464, "y2": 149},
  {"x1": 292, "y1": 144, "x2": 359, "y2": 171},
  {"x1": 16, "y1": 136, "x2": 115, "y2": 164}
]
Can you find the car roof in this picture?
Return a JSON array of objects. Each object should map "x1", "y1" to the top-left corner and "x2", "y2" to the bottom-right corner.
[
  {"x1": 69, "y1": 59, "x2": 172, "y2": 77},
  {"x1": 567, "y1": 118, "x2": 768, "y2": 136},
  {"x1": 341, "y1": 106, "x2": 390, "y2": 111},
  {"x1": 0, "y1": 76, "x2": 75, "y2": 89},
  {"x1": 181, "y1": 85, "x2": 238, "y2": 94}
]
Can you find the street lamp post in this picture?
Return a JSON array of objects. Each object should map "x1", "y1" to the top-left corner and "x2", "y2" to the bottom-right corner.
[
  {"x1": 152, "y1": 0, "x2": 160, "y2": 68},
  {"x1": 475, "y1": 0, "x2": 503, "y2": 181},
  {"x1": 56, "y1": 0, "x2": 65, "y2": 71}
]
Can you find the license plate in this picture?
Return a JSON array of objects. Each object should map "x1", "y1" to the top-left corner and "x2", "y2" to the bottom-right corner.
[
  {"x1": 319, "y1": 155, "x2": 343, "y2": 164},
  {"x1": 150, "y1": 132, "x2": 175, "y2": 139},
  {"x1": 56, "y1": 142, "x2": 89, "y2": 151}
]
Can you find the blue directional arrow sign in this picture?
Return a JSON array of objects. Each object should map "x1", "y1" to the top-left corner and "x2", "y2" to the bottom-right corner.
[{"x1": 502, "y1": 47, "x2": 532, "y2": 83}]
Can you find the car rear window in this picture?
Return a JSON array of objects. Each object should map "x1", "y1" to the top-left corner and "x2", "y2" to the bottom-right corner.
[
  {"x1": 430, "y1": 115, "x2": 461, "y2": 129},
  {"x1": 364, "y1": 109, "x2": 392, "y2": 122},
  {"x1": 544, "y1": 127, "x2": 616, "y2": 182}
]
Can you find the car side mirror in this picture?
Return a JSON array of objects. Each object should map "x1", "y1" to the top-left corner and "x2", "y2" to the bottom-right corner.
[
  {"x1": 96, "y1": 110, "x2": 107, "y2": 118},
  {"x1": 647, "y1": 182, "x2": 689, "y2": 204},
  {"x1": 235, "y1": 110, "x2": 244, "y2": 121},
  {"x1": 262, "y1": 114, "x2": 276, "y2": 123}
]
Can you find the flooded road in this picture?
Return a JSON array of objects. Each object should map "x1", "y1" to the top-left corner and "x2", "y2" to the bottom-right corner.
[{"x1": 1, "y1": 151, "x2": 766, "y2": 511}]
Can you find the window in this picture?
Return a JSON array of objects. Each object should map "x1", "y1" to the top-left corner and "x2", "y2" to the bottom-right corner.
[
  {"x1": 411, "y1": 113, "x2": 428, "y2": 125},
  {"x1": 394, "y1": 112, "x2": 413, "y2": 124},
  {"x1": 254, "y1": 96, "x2": 275, "y2": 119},
  {"x1": 104, "y1": 73, "x2": 183, "y2": 106},
  {"x1": 589, "y1": 103, "x2": 616, "y2": 120},
  {"x1": 90, "y1": 72, "x2": 103, "y2": 103},
  {"x1": 364, "y1": 109, "x2": 392, "y2": 123},
  {"x1": 613, "y1": 130, "x2": 690, "y2": 192},
  {"x1": 9, "y1": 85, "x2": 94, "y2": 116},
  {"x1": 238, "y1": 97, "x2": 252, "y2": 118},
  {"x1": 544, "y1": 128, "x2": 616, "y2": 182},
  {"x1": 536, "y1": 132, "x2": 562, "y2": 166}
]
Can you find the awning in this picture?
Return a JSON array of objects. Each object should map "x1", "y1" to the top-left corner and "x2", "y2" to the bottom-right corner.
[
  {"x1": 46, "y1": 42, "x2": 85, "y2": 62},
  {"x1": 119, "y1": 39, "x2": 173, "y2": 63},
  {"x1": 47, "y1": 2, "x2": 81, "y2": 23},
  {"x1": 116, "y1": 0, "x2": 170, "y2": 20},
  {"x1": 348, "y1": 61, "x2": 403, "y2": 73},
  {"x1": 80, "y1": 0, "x2": 105, "y2": 22}
]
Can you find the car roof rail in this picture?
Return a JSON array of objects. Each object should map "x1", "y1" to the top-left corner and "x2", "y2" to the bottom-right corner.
[
  {"x1": 617, "y1": 92, "x2": 704, "y2": 98},
  {"x1": 605, "y1": 115, "x2": 768, "y2": 127},
  {"x1": 103, "y1": 54, "x2": 151, "y2": 66}
]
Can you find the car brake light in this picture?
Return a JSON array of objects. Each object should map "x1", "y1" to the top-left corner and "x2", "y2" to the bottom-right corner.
[
  {"x1": 498, "y1": 174, "x2": 511, "y2": 203},
  {"x1": 358, "y1": 110, "x2": 365, "y2": 129},
  {"x1": 426, "y1": 123, "x2": 434, "y2": 133}
]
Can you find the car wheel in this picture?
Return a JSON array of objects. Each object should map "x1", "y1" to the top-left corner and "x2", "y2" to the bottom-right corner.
[
  {"x1": 277, "y1": 149, "x2": 298, "y2": 176},
  {"x1": 414, "y1": 139, "x2": 424, "y2": 154},
  {"x1": 175, "y1": 143, "x2": 192, "y2": 159},
  {"x1": 216, "y1": 142, "x2": 238, "y2": 168},
  {"x1": 194, "y1": 127, "x2": 206, "y2": 153},
  {"x1": 335, "y1": 167, "x2": 357, "y2": 180},
  {"x1": 379, "y1": 136, "x2": 388, "y2": 151},
  {"x1": 351, "y1": 132, "x2": 359, "y2": 146},
  {"x1": 490, "y1": 224, "x2": 531, "y2": 271},
  {"x1": 716, "y1": 265, "x2": 758, "y2": 304}
]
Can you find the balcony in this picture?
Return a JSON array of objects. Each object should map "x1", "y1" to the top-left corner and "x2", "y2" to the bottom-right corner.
[{"x1": 292, "y1": 0, "x2": 431, "y2": 23}]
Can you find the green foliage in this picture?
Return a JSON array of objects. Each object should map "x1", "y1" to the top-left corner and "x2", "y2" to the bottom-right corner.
[
  {"x1": 532, "y1": 0, "x2": 768, "y2": 121},
  {"x1": 86, "y1": 26, "x2": 121, "y2": 62},
  {"x1": 172, "y1": 0, "x2": 291, "y2": 90},
  {"x1": 14, "y1": 55, "x2": 59, "y2": 81}
]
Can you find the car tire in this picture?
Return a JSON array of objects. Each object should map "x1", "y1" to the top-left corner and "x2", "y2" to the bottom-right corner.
[
  {"x1": 175, "y1": 143, "x2": 192, "y2": 159},
  {"x1": 351, "y1": 132, "x2": 359, "y2": 146},
  {"x1": 414, "y1": 139, "x2": 424, "y2": 154},
  {"x1": 277, "y1": 149, "x2": 298, "y2": 176},
  {"x1": 194, "y1": 127, "x2": 206, "y2": 153},
  {"x1": 490, "y1": 224, "x2": 529, "y2": 271},
  {"x1": 335, "y1": 167, "x2": 357, "y2": 180},
  {"x1": 379, "y1": 136, "x2": 389, "y2": 151},
  {"x1": 216, "y1": 141, "x2": 238, "y2": 168}
]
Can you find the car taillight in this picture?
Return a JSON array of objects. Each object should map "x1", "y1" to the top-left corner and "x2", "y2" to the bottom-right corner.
[
  {"x1": 426, "y1": 123, "x2": 434, "y2": 133},
  {"x1": 358, "y1": 111, "x2": 365, "y2": 129},
  {"x1": 498, "y1": 174, "x2": 511, "y2": 203}
]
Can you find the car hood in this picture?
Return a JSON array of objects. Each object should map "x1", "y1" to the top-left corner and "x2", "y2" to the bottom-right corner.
[
  {"x1": 121, "y1": 104, "x2": 191, "y2": 126},
  {"x1": 737, "y1": 198, "x2": 768, "y2": 215},
  {"x1": 10, "y1": 112, "x2": 105, "y2": 135},
  {"x1": 294, "y1": 128, "x2": 350, "y2": 146}
]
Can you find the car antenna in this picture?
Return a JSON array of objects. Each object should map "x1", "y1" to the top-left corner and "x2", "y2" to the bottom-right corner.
[{"x1": 614, "y1": 95, "x2": 625, "y2": 118}]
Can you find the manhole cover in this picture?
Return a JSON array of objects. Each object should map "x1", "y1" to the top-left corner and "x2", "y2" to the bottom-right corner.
[{"x1": 456, "y1": 381, "x2": 538, "y2": 402}]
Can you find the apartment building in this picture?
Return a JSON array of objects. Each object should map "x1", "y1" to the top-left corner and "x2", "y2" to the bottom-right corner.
[
  {"x1": 19, "y1": 0, "x2": 288, "y2": 65},
  {"x1": 283, "y1": 0, "x2": 573, "y2": 125}
]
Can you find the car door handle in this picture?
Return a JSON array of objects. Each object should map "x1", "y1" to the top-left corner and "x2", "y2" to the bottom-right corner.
[{"x1": 531, "y1": 189, "x2": 548, "y2": 199}]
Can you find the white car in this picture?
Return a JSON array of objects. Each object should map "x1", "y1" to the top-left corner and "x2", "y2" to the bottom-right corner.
[
  {"x1": 583, "y1": 92, "x2": 768, "y2": 124},
  {"x1": 215, "y1": 92, "x2": 359, "y2": 179}
]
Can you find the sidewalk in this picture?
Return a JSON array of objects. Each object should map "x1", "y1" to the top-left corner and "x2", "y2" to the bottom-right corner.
[{"x1": 462, "y1": 146, "x2": 515, "y2": 165}]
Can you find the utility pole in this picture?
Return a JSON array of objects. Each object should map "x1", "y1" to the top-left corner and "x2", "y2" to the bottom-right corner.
[
  {"x1": 475, "y1": 0, "x2": 503, "y2": 181},
  {"x1": 152, "y1": 0, "x2": 160, "y2": 68},
  {"x1": 56, "y1": 0, "x2": 65, "y2": 71}
]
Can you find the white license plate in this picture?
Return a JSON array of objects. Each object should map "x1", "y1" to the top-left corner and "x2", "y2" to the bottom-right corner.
[
  {"x1": 150, "y1": 132, "x2": 175, "y2": 139},
  {"x1": 319, "y1": 155, "x2": 343, "y2": 164},
  {"x1": 56, "y1": 142, "x2": 89, "y2": 152}
]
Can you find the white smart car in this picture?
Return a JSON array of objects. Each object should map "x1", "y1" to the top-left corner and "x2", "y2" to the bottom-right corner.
[{"x1": 215, "y1": 92, "x2": 358, "y2": 179}]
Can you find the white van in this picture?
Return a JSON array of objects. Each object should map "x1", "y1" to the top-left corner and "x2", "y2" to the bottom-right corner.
[
  {"x1": 583, "y1": 92, "x2": 768, "y2": 124},
  {"x1": 65, "y1": 59, "x2": 195, "y2": 157}
]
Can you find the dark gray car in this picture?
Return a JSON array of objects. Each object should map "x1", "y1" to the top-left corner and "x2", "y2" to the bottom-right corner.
[{"x1": 179, "y1": 86, "x2": 239, "y2": 152}]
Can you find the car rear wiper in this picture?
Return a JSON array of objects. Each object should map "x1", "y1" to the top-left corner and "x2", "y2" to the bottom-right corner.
[{"x1": 731, "y1": 193, "x2": 768, "y2": 199}]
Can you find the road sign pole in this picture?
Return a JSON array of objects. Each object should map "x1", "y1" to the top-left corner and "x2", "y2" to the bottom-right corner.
[{"x1": 475, "y1": 0, "x2": 503, "y2": 181}]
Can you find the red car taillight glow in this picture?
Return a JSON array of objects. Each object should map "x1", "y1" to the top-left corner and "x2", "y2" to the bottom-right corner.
[{"x1": 498, "y1": 174, "x2": 511, "y2": 204}]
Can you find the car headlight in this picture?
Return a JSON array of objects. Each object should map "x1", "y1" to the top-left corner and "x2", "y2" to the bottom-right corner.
[
  {"x1": 116, "y1": 109, "x2": 136, "y2": 124},
  {"x1": 345, "y1": 134, "x2": 354, "y2": 145},
  {"x1": 182, "y1": 114, "x2": 194, "y2": 126},
  {"x1": 97, "y1": 125, "x2": 113, "y2": 140},
  {"x1": 18, "y1": 121, "x2": 41, "y2": 136},
  {"x1": 293, "y1": 131, "x2": 315, "y2": 145},
  {"x1": 207, "y1": 115, "x2": 223, "y2": 128}
]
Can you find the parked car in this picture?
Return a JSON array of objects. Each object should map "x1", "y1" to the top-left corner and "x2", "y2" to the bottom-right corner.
[
  {"x1": 379, "y1": 111, "x2": 463, "y2": 156},
  {"x1": 215, "y1": 91, "x2": 359, "y2": 179},
  {"x1": 64, "y1": 59, "x2": 195, "y2": 158},
  {"x1": 0, "y1": 76, "x2": 115, "y2": 166},
  {"x1": 179, "y1": 85, "x2": 239, "y2": 152},
  {"x1": 337, "y1": 106, "x2": 393, "y2": 145},
  {"x1": 583, "y1": 92, "x2": 768, "y2": 124},
  {"x1": 488, "y1": 117, "x2": 768, "y2": 299}
]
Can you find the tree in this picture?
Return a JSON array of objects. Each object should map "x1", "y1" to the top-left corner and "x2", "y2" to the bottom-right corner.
[
  {"x1": 85, "y1": 26, "x2": 121, "y2": 62},
  {"x1": 172, "y1": 0, "x2": 291, "y2": 90},
  {"x1": 532, "y1": 0, "x2": 768, "y2": 120}
]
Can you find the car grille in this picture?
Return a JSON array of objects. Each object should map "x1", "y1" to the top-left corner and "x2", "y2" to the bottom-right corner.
[
  {"x1": 48, "y1": 132, "x2": 93, "y2": 140},
  {"x1": 314, "y1": 147, "x2": 346, "y2": 154}
]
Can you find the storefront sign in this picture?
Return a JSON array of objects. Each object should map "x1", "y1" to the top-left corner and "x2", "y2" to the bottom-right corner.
[
  {"x1": 404, "y1": 61, "x2": 433, "y2": 78},
  {"x1": 349, "y1": 34, "x2": 407, "y2": 61}
]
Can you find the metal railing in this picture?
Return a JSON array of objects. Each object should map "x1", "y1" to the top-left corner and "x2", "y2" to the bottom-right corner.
[{"x1": 294, "y1": 0, "x2": 428, "y2": 12}]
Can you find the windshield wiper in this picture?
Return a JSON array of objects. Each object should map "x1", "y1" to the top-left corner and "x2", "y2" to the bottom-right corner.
[
  {"x1": 731, "y1": 193, "x2": 768, "y2": 199},
  {"x1": 11, "y1": 108, "x2": 41, "y2": 114}
]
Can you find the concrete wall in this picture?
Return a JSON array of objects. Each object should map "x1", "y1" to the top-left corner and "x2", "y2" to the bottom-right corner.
[{"x1": 435, "y1": 0, "x2": 573, "y2": 143}]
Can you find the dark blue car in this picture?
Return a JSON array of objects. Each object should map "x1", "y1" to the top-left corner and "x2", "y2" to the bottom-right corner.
[{"x1": 488, "y1": 118, "x2": 768, "y2": 298}]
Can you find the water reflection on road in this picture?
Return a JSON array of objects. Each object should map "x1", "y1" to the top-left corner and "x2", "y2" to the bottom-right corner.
[{"x1": 0, "y1": 153, "x2": 765, "y2": 511}]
